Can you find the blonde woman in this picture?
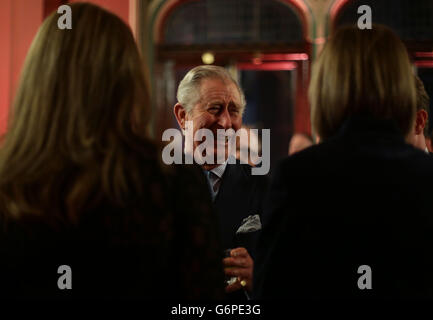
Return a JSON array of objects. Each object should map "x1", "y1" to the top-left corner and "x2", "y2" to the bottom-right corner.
[
  {"x1": 0, "y1": 3, "x2": 224, "y2": 299},
  {"x1": 255, "y1": 25, "x2": 433, "y2": 299}
]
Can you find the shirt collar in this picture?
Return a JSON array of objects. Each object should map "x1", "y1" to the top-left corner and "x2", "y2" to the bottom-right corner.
[{"x1": 209, "y1": 160, "x2": 228, "y2": 179}]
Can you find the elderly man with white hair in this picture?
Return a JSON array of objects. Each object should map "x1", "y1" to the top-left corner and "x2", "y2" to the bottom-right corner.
[{"x1": 173, "y1": 65, "x2": 268, "y2": 299}]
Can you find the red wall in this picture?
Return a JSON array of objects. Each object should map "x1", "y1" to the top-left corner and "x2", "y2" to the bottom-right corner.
[
  {"x1": 0, "y1": 0, "x2": 12, "y2": 134},
  {"x1": 10, "y1": 0, "x2": 44, "y2": 108},
  {"x1": 0, "y1": 0, "x2": 43, "y2": 135}
]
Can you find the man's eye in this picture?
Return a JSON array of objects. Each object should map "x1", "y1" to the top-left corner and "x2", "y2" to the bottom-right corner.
[{"x1": 209, "y1": 105, "x2": 222, "y2": 112}]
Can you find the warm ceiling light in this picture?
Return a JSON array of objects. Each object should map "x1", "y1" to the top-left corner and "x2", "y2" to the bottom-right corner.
[{"x1": 202, "y1": 52, "x2": 215, "y2": 64}]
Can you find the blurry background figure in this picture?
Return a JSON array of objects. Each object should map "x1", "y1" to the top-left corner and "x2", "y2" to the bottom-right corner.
[
  {"x1": 0, "y1": 3, "x2": 224, "y2": 300},
  {"x1": 236, "y1": 126, "x2": 261, "y2": 167},
  {"x1": 406, "y1": 75, "x2": 430, "y2": 152},
  {"x1": 288, "y1": 132, "x2": 314, "y2": 156}
]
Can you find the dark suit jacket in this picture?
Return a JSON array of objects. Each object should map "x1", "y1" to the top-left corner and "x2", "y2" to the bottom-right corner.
[
  {"x1": 254, "y1": 116, "x2": 433, "y2": 299},
  {"x1": 209, "y1": 161, "x2": 268, "y2": 300},
  {"x1": 211, "y1": 162, "x2": 268, "y2": 260}
]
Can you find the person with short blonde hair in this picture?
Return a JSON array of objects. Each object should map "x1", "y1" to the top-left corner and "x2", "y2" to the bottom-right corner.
[
  {"x1": 255, "y1": 25, "x2": 433, "y2": 299},
  {"x1": 309, "y1": 25, "x2": 416, "y2": 141}
]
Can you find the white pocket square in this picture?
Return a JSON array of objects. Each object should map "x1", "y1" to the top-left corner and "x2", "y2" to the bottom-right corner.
[{"x1": 236, "y1": 214, "x2": 262, "y2": 234}]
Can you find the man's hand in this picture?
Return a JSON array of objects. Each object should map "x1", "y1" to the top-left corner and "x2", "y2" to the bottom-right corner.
[{"x1": 223, "y1": 247, "x2": 253, "y2": 293}]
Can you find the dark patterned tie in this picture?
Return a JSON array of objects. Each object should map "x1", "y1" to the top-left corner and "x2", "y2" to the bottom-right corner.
[{"x1": 208, "y1": 171, "x2": 221, "y2": 199}]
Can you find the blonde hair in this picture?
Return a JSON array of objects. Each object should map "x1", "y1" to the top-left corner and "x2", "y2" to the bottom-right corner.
[
  {"x1": 0, "y1": 3, "x2": 152, "y2": 222},
  {"x1": 309, "y1": 25, "x2": 416, "y2": 140}
]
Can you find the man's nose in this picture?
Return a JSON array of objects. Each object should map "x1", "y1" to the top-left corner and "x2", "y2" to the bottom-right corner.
[{"x1": 217, "y1": 108, "x2": 232, "y2": 129}]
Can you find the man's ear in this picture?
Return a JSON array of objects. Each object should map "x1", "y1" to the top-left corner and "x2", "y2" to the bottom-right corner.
[
  {"x1": 174, "y1": 103, "x2": 187, "y2": 130},
  {"x1": 415, "y1": 110, "x2": 428, "y2": 135}
]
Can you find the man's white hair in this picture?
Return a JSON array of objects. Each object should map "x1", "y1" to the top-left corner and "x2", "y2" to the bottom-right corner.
[{"x1": 176, "y1": 65, "x2": 246, "y2": 114}]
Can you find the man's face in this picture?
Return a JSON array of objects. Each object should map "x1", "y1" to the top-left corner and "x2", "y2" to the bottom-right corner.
[{"x1": 184, "y1": 78, "x2": 243, "y2": 167}]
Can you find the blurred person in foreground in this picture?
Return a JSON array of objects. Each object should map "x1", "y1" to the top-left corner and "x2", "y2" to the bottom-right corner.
[
  {"x1": 0, "y1": 3, "x2": 224, "y2": 299},
  {"x1": 406, "y1": 75, "x2": 430, "y2": 152},
  {"x1": 254, "y1": 25, "x2": 433, "y2": 299}
]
